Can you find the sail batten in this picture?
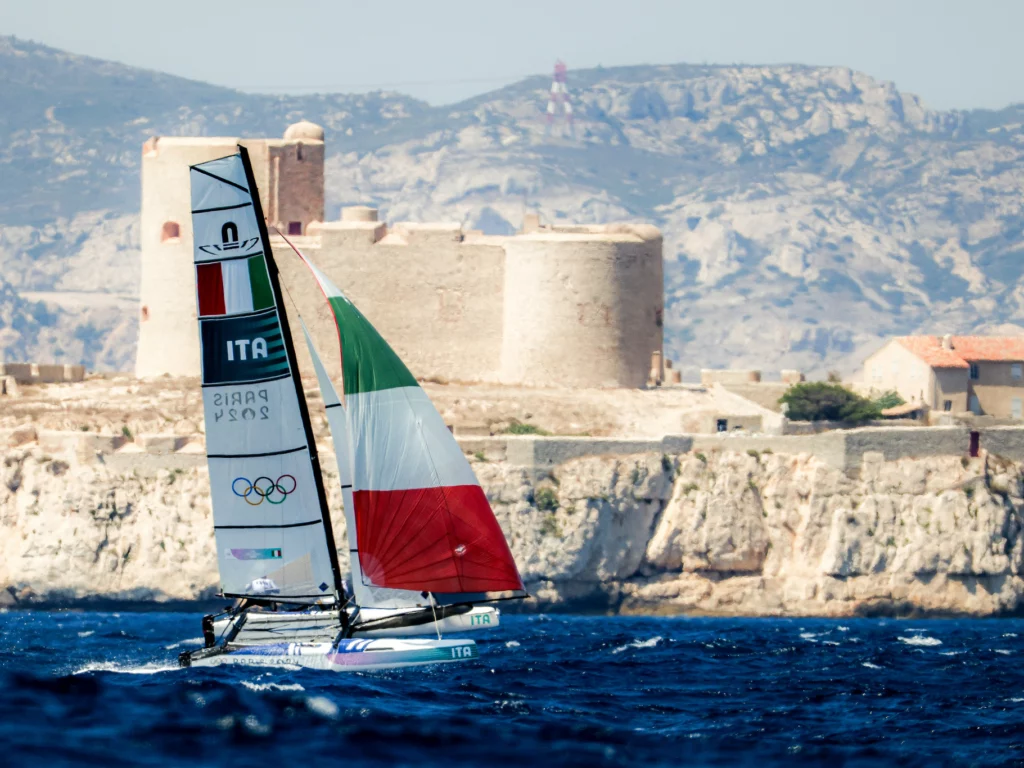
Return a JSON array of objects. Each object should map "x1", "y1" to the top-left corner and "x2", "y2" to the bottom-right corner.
[
  {"x1": 190, "y1": 149, "x2": 340, "y2": 606},
  {"x1": 282, "y1": 235, "x2": 526, "y2": 606}
]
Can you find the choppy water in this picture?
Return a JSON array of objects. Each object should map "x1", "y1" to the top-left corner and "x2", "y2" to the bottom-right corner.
[{"x1": 2, "y1": 611, "x2": 1023, "y2": 766}]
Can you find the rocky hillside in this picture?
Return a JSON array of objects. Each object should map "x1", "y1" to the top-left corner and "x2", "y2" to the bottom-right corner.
[
  {"x1": 3, "y1": 436, "x2": 1024, "y2": 617},
  {"x1": 2, "y1": 35, "x2": 1024, "y2": 375}
]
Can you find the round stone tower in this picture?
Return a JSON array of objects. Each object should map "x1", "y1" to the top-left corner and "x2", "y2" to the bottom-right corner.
[
  {"x1": 500, "y1": 225, "x2": 663, "y2": 388},
  {"x1": 135, "y1": 123, "x2": 325, "y2": 378}
]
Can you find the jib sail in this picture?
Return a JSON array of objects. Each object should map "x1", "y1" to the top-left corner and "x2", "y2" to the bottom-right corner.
[{"x1": 190, "y1": 148, "x2": 341, "y2": 605}]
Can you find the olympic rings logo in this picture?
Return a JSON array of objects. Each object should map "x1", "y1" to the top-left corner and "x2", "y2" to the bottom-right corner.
[{"x1": 232, "y1": 475, "x2": 296, "y2": 506}]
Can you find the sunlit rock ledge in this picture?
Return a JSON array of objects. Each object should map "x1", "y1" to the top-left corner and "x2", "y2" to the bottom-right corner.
[{"x1": 4, "y1": 433, "x2": 1024, "y2": 617}]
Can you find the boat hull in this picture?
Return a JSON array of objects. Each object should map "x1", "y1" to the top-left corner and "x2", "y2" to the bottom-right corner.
[
  {"x1": 184, "y1": 637, "x2": 478, "y2": 672},
  {"x1": 210, "y1": 605, "x2": 499, "y2": 645}
]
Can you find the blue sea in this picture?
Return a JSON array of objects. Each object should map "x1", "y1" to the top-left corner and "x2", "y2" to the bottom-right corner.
[{"x1": 1, "y1": 611, "x2": 1023, "y2": 767}]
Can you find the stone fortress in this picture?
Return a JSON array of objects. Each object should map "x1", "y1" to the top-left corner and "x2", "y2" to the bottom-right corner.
[{"x1": 135, "y1": 121, "x2": 664, "y2": 388}]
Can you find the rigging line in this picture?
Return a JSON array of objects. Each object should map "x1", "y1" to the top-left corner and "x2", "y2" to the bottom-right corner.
[
  {"x1": 272, "y1": 228, "x2": 346, "y2": 401},
  {"x1": 430, "y1": 594, "x2": 442, "y2": 641}
]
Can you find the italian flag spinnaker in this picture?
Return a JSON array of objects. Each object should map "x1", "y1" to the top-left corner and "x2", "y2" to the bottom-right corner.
[{"x1": 283, "y1": 236, "x2": 526, "y2": 602}]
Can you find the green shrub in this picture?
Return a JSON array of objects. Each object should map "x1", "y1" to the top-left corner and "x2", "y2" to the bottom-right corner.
[
  {"x1": 695, "y1": 452, "x2": 707, "y2": 464},
  {"x1": 779, "y1": 382, "x2": 882, "y2": 423},
  {"x1": 539, "y1": 515, "x2": 562, "y2": 537},
  {"x1": 873, "y1": 390, "x2": 906, "y2": 410},
  {"x1": 503, "y1": 419, "x2": 551, "y2": 436},
  {"x1": 535, "y1": 487, "x2": 559, "y2": 512}
]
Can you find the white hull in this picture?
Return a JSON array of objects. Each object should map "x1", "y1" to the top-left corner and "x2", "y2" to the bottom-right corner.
[
  {"x1": 209, "y1": 605, "x2": 499, "y2": 646},
  {"x1": 186, "y1": 636, "x2": 478, "y2": 672}
]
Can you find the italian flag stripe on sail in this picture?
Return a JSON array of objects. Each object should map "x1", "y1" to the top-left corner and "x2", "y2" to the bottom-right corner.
[
  {"x1": 197, "y1": 256, "x2": 274, "y2": 317},
  {"x1": 296, "y1": 251, "x2": 524, "y2": 597}
]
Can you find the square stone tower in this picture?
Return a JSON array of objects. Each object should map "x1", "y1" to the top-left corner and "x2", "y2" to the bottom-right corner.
[{"x1": 135, "y1": 122, "x2": 324, "y2": 378}]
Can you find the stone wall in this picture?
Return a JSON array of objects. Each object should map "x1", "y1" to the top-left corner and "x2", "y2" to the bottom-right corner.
[
  {"x1": 280, "y1": 225, "x2": 507, "y2": 386},
  {"x1": 7, "y1": 425, "x2": 1022, "y2": 480},
  {"x1": 0, "y1": 363, "x2": 85, "y2": 384}
]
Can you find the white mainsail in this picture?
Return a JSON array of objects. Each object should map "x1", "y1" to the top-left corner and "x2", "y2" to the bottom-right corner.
[{"x1": 190, "y1": 149, "x2": 340, "y2": 605}]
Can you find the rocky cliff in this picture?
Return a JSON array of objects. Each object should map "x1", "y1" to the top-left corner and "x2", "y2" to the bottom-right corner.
[
  {"x1": 4, "y1": 35, "x2": 1024, "y2": 376},
  {"x1": 4, "y1": 438, "x2": 1023, "y2": 617}
]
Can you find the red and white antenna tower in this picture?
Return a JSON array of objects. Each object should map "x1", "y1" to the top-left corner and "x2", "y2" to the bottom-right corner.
[{"x1": 545, "y1": 60, "x2": 574, "y2": 136}]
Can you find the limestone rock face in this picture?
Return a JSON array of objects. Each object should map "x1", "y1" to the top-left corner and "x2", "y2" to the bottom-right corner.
[{"x1": 4, "y1": 441, "x2": 1024, "y2": 617}]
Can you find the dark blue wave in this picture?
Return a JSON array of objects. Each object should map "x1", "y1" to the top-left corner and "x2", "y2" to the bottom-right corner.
[{"x1": 1, "y1": 612, "x2": 1023, "y2": 767}]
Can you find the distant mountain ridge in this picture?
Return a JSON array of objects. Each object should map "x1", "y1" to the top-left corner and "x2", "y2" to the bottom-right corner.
[{"x1": 1, "y1": 34, "x2": 1023, "y2": 376}]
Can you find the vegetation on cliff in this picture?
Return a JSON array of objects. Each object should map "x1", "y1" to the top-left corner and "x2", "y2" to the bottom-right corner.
[{"x1": 779, "y1": 382, "x2": 881, "y2": 423}]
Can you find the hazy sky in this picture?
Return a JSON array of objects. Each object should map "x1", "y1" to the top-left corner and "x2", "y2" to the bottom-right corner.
[{"x1": 3, "y1": 0, "x2": 1022, "y2": 110}]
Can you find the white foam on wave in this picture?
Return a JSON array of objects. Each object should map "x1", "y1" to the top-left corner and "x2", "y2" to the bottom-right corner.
[
  {"x1": 899, "y1": 635, "x2": 942, "y2": 647},
  {"x1": 164, "y1": 637, "x2": 204, "y2": 650},
  {"x1": 862, "y1": 662, "x2": 882, "y2": 670},
  {"x1": 1003, "y1": 633, "x2": 1018, "y2": 638},
  {"x1": 240, "y1": 681, "x2": 306, "y2": 692},
  {"x1": 799, "y1": 632, "x2": 819, "y2": 642},
  {"x1": 77, "y1": 631, "x2": 94, "y2": 638},
  {"x1": 73, "y1": 662, "x2": 177, "y2": 675},
  {"x1": 505, "y1": 640, "x2": 521, "y2": 648},
  {"x1": 940, "y1": 650, "x2": 966, "y2": 656},
  {"x1": 1010, "y1": 698, "x2": 1024, "y2": 703},
  {"x1": 837, "y1": 626, "x2": 850, "y2": 632},
  {"x1": 823, "y1": 641, "x2": 840, "y2": 646},
  {"x1": 306, "y1": 696, "x2": 339, "y2": 719},
  {"x1": 995, "y1": 649, "x2": 1012, "y2": 655},
  {"x1": 611, "y1": 636, "x2": 663, "y2": 654}
]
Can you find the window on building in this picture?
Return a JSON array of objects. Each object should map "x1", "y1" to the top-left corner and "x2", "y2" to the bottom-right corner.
[
  {"x1": 969, "y1": 363, "x2": 980, "y2": 380},
  {"x1": 161, "y1": 221, "x2": 180, "y2": 242},
  {"x1": 288, "y1": 221, "x2": 302, "y2": 236},
  {"x1": 716, "y1": 419, "x2": 728, "y2": 433},
  {"x1": 1014, "y1": 398, "x2": 1023, "y2": 420},
  {"x1": 1013, "y1": 364, "x2": 1022, "y2": 380},
  {"x1": 943, "y1": 400, "x2": 952, "y2": 412}
]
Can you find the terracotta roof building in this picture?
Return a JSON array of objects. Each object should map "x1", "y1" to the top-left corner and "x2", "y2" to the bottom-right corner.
[{"x1": 863, "y1": 335, "x2": 1024, "y2": 418}]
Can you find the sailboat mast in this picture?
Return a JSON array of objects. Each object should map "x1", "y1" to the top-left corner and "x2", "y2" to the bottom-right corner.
[{"x1": 236, "y1": 145, "x2": 345, "y2": 602}]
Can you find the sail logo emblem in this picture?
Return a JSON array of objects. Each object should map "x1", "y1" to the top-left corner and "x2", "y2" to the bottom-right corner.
[
  {"x1": 228, "y1": 548, "x2": 282, "y2": 560},
  {"x1": 200, "y1": 311, "x2": 289, "y2": 385},
  {"x1": 232, "y1": 475, "x2": 296, "y2": 505},
  {"x1": 199, "y1": 221, "x2": 260, "y2": 256}
]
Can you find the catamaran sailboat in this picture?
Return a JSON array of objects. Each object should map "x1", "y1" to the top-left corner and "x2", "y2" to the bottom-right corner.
[{"x1": 178, "y1": 147, "x2": 525, "y2": 671}]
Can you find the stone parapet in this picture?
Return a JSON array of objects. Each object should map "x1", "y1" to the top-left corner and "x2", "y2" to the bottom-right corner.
[
  {"x1": 0, "y1": 363, "x2": 86, "y2": 385},
  {"x1": 7, "y1": 425, "x2": 1024, "y2": 475}
]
